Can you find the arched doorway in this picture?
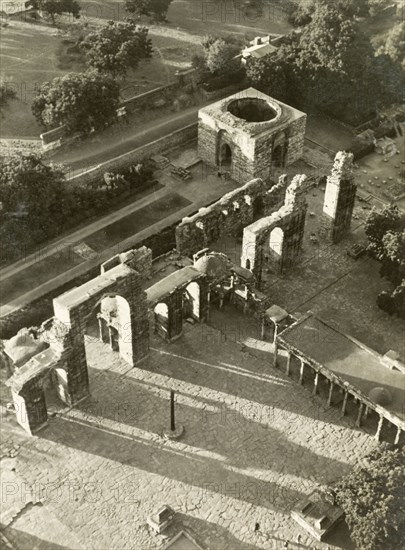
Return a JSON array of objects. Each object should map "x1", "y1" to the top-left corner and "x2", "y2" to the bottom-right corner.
[
  {"x1": 245, "y1": 259, "x2": 251, "y2": 270},
  {"x1": 183, "y1": 281, "x2": 201, "y2": 321},
  {"x1": 154, "y1": 302, "x2": 169, "y2": 340},
  {"x1": 87, "y1": 294, "x2": 134, "y2": 366},
  {"x1": 219, "y1": 143, "x2": 232, "y2": 169},
  {"x1": 252, "y1": 196, "x2": 265, "y2": 220},
  {"x1": 269, "y1": 227, "x2": 284, "y2": 256},
  {"x1": 272, "y1": 144, "x2": 285, "y2": 167}
]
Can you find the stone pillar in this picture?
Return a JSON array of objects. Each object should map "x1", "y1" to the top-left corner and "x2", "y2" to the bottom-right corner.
[
  {"x1": 375, "y1": 415, "x2": 384, "y2": 441},
  {"x1": 206, "y1": 290, "x2": 211, "y2": 321},
  {"x1": 167, "y1": 290, "x2": 184, "y2": 342},
  {"x1": 273, "y1": 321, "x2": 278, "y2": 344},
  {"x1": 261, "y1": 316, "x2": 265, "y2": 339},
  {"x1": 394, "y1": 426, "x2": 402, "y2": 445},
  {"x1": 108, "y1": 326, "x2": 114, "y2": 350},
  {"x1": 341, "y1": 391, "x2": 349, "y2": 416},
  {"x1": 319, "y1": 151, "x2": 357, "y2": 244},
  {"x1": 98, "y1": 317, "x2": 109, "y2": 344},
  {"x1": 12, "y1": 375, "x2": 48, "y2": 435},
  {"x1": 285, "y1": 351, "x2": 292, "y2": 376},
  {"x1": 327, "y1": 382, "x2": 334, "y2": 407},
  {"x1": 299, "y1": 359, "x2": 305, "y2": 385},
  {"x1": 313, "y1": 371, "x2": 319, "y2": 395},
  {"x1": 273, "y1": 339, "x2": 278, "y2": 368},
  {"x1": 356, "y1": 402, "x2": 364, "y2": 427},
  {"x1": 364, "y1": 405, "x2": 369, "y2": 418}
]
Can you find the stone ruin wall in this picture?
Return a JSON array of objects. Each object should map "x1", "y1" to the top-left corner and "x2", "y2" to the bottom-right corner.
[
  {"x1": 241, "y1": 174, "x2": 308, "y2": 277},
  {"x1": 198, "y1": 99, "x2": 307, "y2": 185},
  {"x1": 175, "y1": 177, "x2": 288, "y2": 257},
  {"x1": 101, "y1": 246, "x2": 152, "y2": 280},
  {"x1": 320, "y1": 151, "x2": 357, "y2": 243},
  {"x1": 50, "y1": 266, "x2": 150, "y2": 406},
  {"x1": 285, "y1": 116, "x2": 307, "y2": 165}
]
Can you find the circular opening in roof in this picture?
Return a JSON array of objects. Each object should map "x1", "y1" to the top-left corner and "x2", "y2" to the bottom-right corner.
[{"x1": 227, "y1": 98, "x2": 278, "y2": 122}]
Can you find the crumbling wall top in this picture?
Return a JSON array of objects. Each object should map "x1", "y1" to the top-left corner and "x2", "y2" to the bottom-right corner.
[{"x1": 329, "y1": 151, "x2": 355, "y2": 183}]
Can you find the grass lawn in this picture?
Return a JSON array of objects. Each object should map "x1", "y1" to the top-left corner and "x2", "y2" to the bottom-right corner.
[{"x1": 1, "y1": 0, "x2": 293, "y2": 138}]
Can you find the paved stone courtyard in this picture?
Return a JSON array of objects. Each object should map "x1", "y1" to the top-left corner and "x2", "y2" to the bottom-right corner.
[{"x1": 1, "y1": 315, "x2": 378, "y2": 550}]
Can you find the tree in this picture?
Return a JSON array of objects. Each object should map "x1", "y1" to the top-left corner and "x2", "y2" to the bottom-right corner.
[
  {"x1": 0, "y1": 154, "x2": 67, "y2": 261},
  {"x1": 204, "y1": 38, "x2": 240, "y2": 75},
  {"x1": 32, "y1": 71, "x2": 120, "y2": 134},
  {"x1": 294, "y1": 2, "x2": 399, "y2": 121},
  {"x1": 124, "y1": 0, "x2": 173, "y2": 21},
  {"x1": 246, "y1": 52, "x2": 289, "y2": 102},
  {"x1": 390, "y1": 280, "x2": 405, "y2": 319},
  {"x1": 336, "y1": 445, "x2": 405, "y2": 550},
  {"x1": 79, "y1": 19, "x2": 152, "y2": 77},
  {"x1": 192, "y1": 35, "x2": 241, "y2": 79},
  {"x1": 368, "y1": 0, "x2": 391, "y2": 17},
  {"x1": 378, "y1": 21, "x2": 405, "y2": 70},
  {"x1": 365, "y1": 205, "x2": 405, "y2": 261},
  {"x1": 28, "y1": 0, "x2": 80, "y2": 24},
  {"x1": 286, "y1": 0, "x2": 370, "y2": 27}
]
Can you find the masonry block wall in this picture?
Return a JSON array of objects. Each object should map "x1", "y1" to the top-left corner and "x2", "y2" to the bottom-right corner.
[
  {"x1": 198, "y1": 88, "x2": 306, "y2": 185},
  {"x1": 101, "y1": 246, "x2": 153, "y2": 281},
  {"x1": 285, "y1": 116, "x2": 307, "y2": 165},
  {"x1": 51, "y1": 264, "x2": 150, "y2": 405},
  {"x1": 241, "y1": 174, "x2": 308, "y2": 278},
  {"x1": 320, "y1": 151, "x2": 357, "y2": 243},
  {"x1": 11, "y1": 375, "x2": 48, "y2": 434},
  {"x1": 175, "y1": 177, "x2": 287, "y2": 257}
]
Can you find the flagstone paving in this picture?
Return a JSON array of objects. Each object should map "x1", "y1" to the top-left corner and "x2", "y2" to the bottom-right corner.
[{"x1": 1, "y1": 317, "x2": 378, "y2": 550}]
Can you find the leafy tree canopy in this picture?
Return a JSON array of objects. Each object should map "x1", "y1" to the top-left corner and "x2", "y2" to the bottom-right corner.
[
  {"x1": 192, "y1": 35, "x2": 241, "y2": 79},
  {"x1": 365, "y1": 205, "x2": 405, "y2": 260},
  {"x1": 124, "y1": 0, "x2": 173, "y2": 21},
  {"x1": 32, "y1": 71, "x2": 120, "y2": 134},
  {"x1": 0, "y1": 154, "x2": 64, "y2": 216},
  {"x1": 336, "y1": 445, "x2": 405, "y2": 550},
  {"x1": 378, "y1": 21, "x2": 405, "y2": 70},
  {"x1": 247, "y1": 1, "x2": 403, "y2": 123},
  {"x1": 27, "y1": 0, "x2": 80, "y2": 23},
  {"x1": 79, "y1": 19, "x2": 152, "y2": 77}
]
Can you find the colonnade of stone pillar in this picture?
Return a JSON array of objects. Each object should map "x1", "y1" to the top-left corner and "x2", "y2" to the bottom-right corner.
[{"x1": 274, "y1": 346, "x2": 403, "y2": 444}]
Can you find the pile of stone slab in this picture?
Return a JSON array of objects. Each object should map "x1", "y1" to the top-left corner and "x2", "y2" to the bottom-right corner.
[{"x1": 170, "y1": 166, "x2": 192, "y2": 181}]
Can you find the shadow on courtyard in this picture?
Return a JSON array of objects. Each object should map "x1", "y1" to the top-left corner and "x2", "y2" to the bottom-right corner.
[
  {"x1": 36, "y1": 356, "x2": 353, "y2": 518},
  {"x1": 1, "y1": 526, "x2": 76, "y2": 550}
]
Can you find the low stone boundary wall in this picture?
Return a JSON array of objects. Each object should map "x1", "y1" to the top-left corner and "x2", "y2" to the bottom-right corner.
[
  {"x1": 40, "y1": 68, "x2": 199, "y2": 149},
  {"x1": 67, "y1": 123, "x2": 198, "y2": 186},
  {"x1": 121, "y1": 84, "x2": 179, "y2": 113}
]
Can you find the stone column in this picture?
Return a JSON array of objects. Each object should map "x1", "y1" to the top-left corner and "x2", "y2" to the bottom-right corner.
[
  {"x1": 394, "y1": 426, "x2": 402, "y2": 445},
  {"x1": 356, "y1": 402, "x2": 364, "y2": 427},
  {"x1": 98, "y1": 317, "x2": 104, "y2": 342},
  {"x1": 261, "y1": 316, "x2": 266, "y2": 340},
  {"x1": 273, "y1": 339, "x2": 278, "y2": 368},
  {"x1": 327, "y1": 382, "x2": 334, "y2": 407},
  {"x1": 341, "y1": 391, "x2": 349, "y2": 416},
  {"x1": 285, "y1": 351, "x2": 292, "y2": 376},
  {"x1": 299, "y1": 359, "x2": 305, "y2": 385},
  {"x1": 375, "y1": 415, "x2": 384, "y2": 441},
  {"x1": 273, "y1": 321, "x2": 278, "y2": 344},
  {"x1": 206, "y1": 290, "x2": 211, "y2": 321},
  {"x1": 108, "y1": 326, "x2": 114, "y2": 351},
  {"x1": 364, "y1": 405, "x2": 369, "y2": 418},
  {"x1": 313, "y1": 371, "x2": 319, "y2": 395}
]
